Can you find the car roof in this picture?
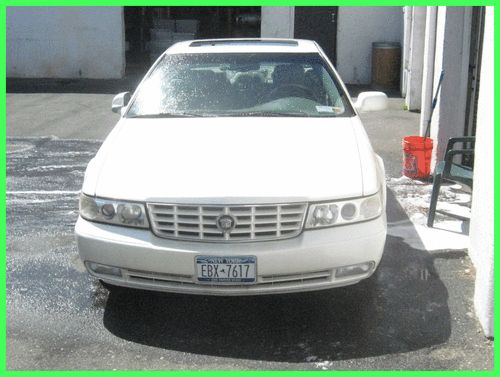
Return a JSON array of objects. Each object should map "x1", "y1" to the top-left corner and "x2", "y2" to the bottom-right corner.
[{"x1": 166, "y1": 38, "x2": 320, "y2": 54}]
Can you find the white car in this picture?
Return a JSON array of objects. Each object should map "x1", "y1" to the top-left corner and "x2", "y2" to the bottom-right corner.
[{"x1": 75, "y1": 38, "x2": 388, "y2": 295}]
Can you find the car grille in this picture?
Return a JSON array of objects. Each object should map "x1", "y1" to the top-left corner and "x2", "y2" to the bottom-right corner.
[{"x1": 147, "y1": 203, "x2": 307, "y2": 242}]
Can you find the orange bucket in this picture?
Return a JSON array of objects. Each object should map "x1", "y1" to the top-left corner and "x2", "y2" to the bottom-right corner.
[{"x1": 402, "y1": 136, "x2": 433, "y2": 179}]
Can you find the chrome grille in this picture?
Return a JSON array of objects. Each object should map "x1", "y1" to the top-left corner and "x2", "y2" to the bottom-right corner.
[{"x1": 147, "y1": 203, "x2": 307, "y2": 242}]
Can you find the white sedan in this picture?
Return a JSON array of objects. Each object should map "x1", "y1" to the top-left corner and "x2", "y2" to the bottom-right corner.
[{"x1": 75, "y1": 38, "x2": 388, "y2": 295}]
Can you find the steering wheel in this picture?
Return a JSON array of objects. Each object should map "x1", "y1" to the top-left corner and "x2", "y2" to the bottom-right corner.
[{"x1": 265, "y1": 84, "x2": 318, "y2": 102}]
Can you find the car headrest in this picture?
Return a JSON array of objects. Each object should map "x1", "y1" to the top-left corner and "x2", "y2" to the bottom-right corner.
[{"x1": 272, "y1": 64, "x2": 305, "y2": 85}]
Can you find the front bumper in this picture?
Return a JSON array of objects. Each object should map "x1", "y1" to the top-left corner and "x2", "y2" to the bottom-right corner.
[{"x1": 75, "y1": 214, "x2": 387, "y2": 295}]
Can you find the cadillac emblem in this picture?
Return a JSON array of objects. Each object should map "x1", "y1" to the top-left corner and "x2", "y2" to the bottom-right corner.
[{"x1": 216, "y1": 214, "x2": 236, "y2": 233}]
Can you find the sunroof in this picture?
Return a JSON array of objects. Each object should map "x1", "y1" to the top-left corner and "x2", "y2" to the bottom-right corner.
[{"x1": 189, "y1": 39, "x2": 299, "y2": 47}]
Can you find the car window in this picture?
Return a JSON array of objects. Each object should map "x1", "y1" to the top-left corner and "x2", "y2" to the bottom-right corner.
[{"x1": 126, "y1": 53, "x2": 354, "y2": 118}]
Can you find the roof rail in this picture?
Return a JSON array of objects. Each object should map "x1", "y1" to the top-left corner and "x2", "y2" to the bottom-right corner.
[{"x1": 189, "y1": 39, "x2": 299, "y2": 47}]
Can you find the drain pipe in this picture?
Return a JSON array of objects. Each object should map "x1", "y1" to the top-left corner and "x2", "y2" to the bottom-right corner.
[{"x1": 419, "y1": 6, "x2": 438, "y2": 136}]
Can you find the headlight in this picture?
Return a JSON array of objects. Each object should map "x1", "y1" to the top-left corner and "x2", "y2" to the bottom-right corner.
[
  {"x1": 305, "y1": 190, "x2": 383, "y2": 229},
  {"x1": 79, "y1": 193, "x2": 149, "y2": 229}
]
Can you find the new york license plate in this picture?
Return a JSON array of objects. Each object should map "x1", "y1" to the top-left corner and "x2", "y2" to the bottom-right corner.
[{"x1": 195, "y1": 256, "x2": 257, "y2": 284}]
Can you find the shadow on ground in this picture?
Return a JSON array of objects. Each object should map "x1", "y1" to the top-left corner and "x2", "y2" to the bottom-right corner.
[
  {"x1": 101, "y1": 189, "x2": 451, "y2": 362},
  {"x1": 7, "y1": 77, "x2": 143, "y2": 95}
]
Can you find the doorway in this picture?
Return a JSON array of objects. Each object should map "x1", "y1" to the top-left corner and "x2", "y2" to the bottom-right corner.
[
  {"x1": 294, "y1": 7, "x2": 338, "y2": 65},
  {"x1": 124, "y1": 6, "x2": 261, "y2": 75},
  {"x1": 462, "y1": 6, "x2": 485, "y2": 167},
  {"x1": 464, "y1": 6, "x2": 485, "y2": 139}
]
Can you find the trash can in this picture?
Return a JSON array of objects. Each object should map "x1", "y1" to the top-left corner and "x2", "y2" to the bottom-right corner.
[
  {"x1": 372, "y1": 42, "x2": 401, "y2": 89},
  {"x1": 402, "y1": 136, "x2": 433, "y2": 179}
]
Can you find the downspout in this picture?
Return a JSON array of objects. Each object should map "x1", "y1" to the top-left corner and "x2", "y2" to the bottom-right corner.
[
  {"x1": 419, "y1": 6, "x2": 438, "y2": 136},
  {"x1": 120, "y1": 6, "x2": 126, "y2": 78},
  {"x1": 401, "y1": 6, "x2": 413, "y2": 97}
]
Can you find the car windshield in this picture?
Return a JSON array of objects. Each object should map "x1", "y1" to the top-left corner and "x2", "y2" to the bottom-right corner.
[{"x1": 126, "y1": 53, "x2": 354, "y2": 118}]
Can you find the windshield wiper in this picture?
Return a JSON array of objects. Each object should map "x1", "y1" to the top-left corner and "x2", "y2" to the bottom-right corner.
[
  {"x1": 127, "y1": 112, "x2": 214, "y2": 118},
  {"x1": 217, "y1": 111, "x2": 310, "y2": 117}
]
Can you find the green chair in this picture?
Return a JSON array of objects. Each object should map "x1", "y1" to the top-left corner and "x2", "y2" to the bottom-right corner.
[{"x1": 427, "y1": 136, "x2": 475, "y2": 227}]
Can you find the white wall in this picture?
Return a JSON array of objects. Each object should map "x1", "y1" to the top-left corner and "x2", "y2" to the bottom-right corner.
[
  {"x1": 405, "y1": 6, "x2": 426, "y2": 110},
  {"x1": 336, "y1": 7, "x2": 403, "y2": 84},
  {"x1": 261, "y1": 7, "x2": 294, "y2": 38},
  {"x1": 419, "y1": 6, "x2": 438, "y2": 136},
  {"x1": 469, "y1": 6, "x2": 494, "y2": 339},
  {"x1": 7, "y1": 7, "x2": 125, "y2": 79},
  {"x1": 428, "y1": 7, "x2": 472, "y2": 168}
]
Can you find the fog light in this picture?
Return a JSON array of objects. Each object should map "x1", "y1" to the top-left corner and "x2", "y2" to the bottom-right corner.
[
  {"x1": 335, "y1": 262, "x2": 375, "y2": 278},
  {"x1": 86, "y1": 262, "x2": 122, "y2": 277}
]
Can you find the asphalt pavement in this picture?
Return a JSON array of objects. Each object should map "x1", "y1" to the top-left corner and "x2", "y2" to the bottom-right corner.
[{"x1": 5, "y1": 79, "x2": 494, "y2": 370}]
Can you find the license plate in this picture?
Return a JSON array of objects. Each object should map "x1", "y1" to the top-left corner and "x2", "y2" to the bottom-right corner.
[{"x1": 195, "y1": 255, "x2": 257, "y2": 284}]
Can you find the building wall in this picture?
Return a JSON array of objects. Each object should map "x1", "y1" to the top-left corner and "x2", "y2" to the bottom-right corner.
[
  {"x1": 469, "y1": 6, "x2": 494, "y2": 338},
  {"x1": 419, "y1": 6, "x2": 437, "y2": 136},
  {"x1": 405, "y1": 6, "x2": 426, "y2": 110},
  {"x1": 336, "y1": 7, "x2": 403, "y2": 84},
  {"x1": 418, "y1": 5, "x2": 493, "y2": 338},
  {"x1": 428, "y1": 7, "x2": 472, "y2": 168},
  {"x1": 261, "y1": 7, "x2": 294, "y2": 38},
  {"x1": 7, "y1": 7, "x2": 125, "y2": 79}
]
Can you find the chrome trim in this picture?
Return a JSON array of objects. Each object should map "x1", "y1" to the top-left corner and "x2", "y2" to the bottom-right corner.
[
  {"x1": 146, "y1": 202, "x2": 307, "y2": 242},
  {"x1": 121, "y1": 267, "x2": 333, "y2": 288}
]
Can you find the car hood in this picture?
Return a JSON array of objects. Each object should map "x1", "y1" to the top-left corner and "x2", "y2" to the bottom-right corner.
[{"x1": 91, "y1": 117, "x2": 365, "y2": 204}]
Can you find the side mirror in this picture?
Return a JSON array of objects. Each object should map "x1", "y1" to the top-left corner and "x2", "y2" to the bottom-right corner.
[
  {"x1": 355, "y1": 91, "x2": 388, "y2": 112},
  {"x1": 111, "y1": 92, "x2": 131, "y2": 114}
]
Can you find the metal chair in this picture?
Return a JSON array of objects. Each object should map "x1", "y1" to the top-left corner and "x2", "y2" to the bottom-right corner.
[{"x1": 427, "y1": 136, "x2": 475, "y2": 227}]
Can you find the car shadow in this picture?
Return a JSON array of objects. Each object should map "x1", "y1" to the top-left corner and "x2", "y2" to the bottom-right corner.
[{"x1": 101, "y1": 188, "x2": 451, "y2": 362}]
